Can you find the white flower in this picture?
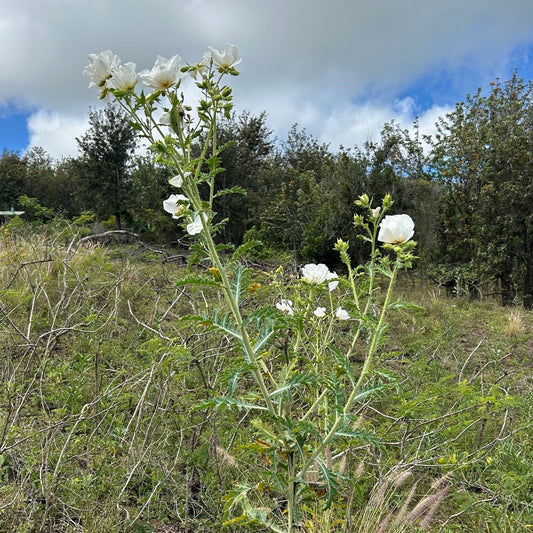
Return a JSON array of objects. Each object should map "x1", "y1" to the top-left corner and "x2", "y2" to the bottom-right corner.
[
  {"x1": 83, "y1": 50, "x2": 120, "y2": 89},
  {"x1": 207, "y1": 44, "x2": 242, "y2": 69},
  {"x1": 169, "y1": 175, "x2": 183, "y2": 188},
  {"x1": 108, "y1": 62, "x2": 137, "y2": 91},
  {"x1": 302, "y1": 263, "x2": 336, "y2": 285},
  {"x1": 327, "y1": 271, "x2": 339, "y2": 291},
  {"x1": 314, "y1": 307, "x2": 326, "y2": 318},
  {"x1": 276, "y1": 299, "x2": 294, "y2": 315},
  {"x1": 187, "y1": 215, "x2": 203, "y2": 235},
  {"x1": 371, "y1": 206, "x2": 381, "y2": 219},
  {"x1": 163, "y1": 194, "x2": 189, "y2": 219},
  {"x1": 328, "y1": 280, "x2": 339, "y2": 291},
  {"x1": 377, "y1": 214, "x2": 415, "y2": 244},
  {"x1": 169, "y1": 172, "x2": 191, "y2": 189},
  {"x1": 139, "y1": 55, "x2": 182, "y2": 89},
  {"x1": 335, "y1": 308, "x2": 350, "y2": 320}
]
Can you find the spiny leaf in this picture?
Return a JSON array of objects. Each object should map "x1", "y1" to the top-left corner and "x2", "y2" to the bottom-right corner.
[
  {"x1": 251, "y1": 418, "x2": 281, "y2": 443},
  {"x1": 232, "y1": 239, "x2": 263, "y2": 261},
  {"x1": 329, "y1": 346, "x2": 355, "y2": 386},
  {"x1": 351, "y1": 383, "x2": 386, "y2": 403},
  {"x1": 314, "y1": 457, "x2": 343, "y2": 510},
  {"x1": 184, "y1": 310, "x2": 242, "y2": 341},
  {"x1": 213, "y1": 185, "x2": 247, "y2": 198},
  {"x1": 223, "y1": 362, "x2": 258, "y2": 396},
  {"x1": 268, "y1": 373, "x2": 317, "y2": 398},
  {"x1": 387, "y1": 300, "x2": 424, "y2": 311},
  {"x1": 231, "y1": 263, "x2": 245, "y2": 307},
  {"x1": 252, "y1": 322, "x2": 276, "y2": 356},
  {"x1": 335, "y1": 428, "x2": 378, "y2": 443}
]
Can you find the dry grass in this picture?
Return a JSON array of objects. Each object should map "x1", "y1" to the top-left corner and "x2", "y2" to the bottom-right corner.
[
  {"x1": 355, "y1": 468, "x2": 452, "y2": 532},
  {"x1": 504, "y1": 307, "x2": 526, "y2": 338}
]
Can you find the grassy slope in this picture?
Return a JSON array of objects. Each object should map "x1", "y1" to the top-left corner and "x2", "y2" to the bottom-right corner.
[{"x1": 0, "y1": 227, "x2": 531, "y2": 532}]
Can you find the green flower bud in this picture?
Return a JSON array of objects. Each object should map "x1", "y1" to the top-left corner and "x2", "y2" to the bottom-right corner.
[
  {"x1": 353, "y1": 214, "x2": 365, "y2": 227},
  {"x1": 355, "y1": 193, "x2": 370, "y2": 207},
  {"x1": 334, "y1": 238, "x2": 349, "y2": 253}
]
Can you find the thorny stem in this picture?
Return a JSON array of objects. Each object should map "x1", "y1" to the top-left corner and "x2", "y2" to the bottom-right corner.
[
  {"x1": 298, "y1": 262, "x2": 400, "y2": 480},
  {"x1": 118, "y1": 85, "x2": 279, "y2": 418},
  {"x1": 111, "y1": 72, "x2": 410, "y2": 533}
]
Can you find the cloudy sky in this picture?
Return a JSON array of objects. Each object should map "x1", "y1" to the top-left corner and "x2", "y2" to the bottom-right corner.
[{"x1": 1, "y1": 0, "x2": 533, "y2": 160}]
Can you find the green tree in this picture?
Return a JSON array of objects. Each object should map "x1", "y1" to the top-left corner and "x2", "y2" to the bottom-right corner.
[
  {"x1": 76, "y1": 104, "x2": 137, "y2": 229},
  {"x1": 364, "y1": 121, "x2": 437, "y2": 268},
  {"x1": 430, "y1": 73, "x2": 533, "y2": 307},
  {"x1": 127, "y1": 156, "x2": 177, "y2": 242},
  {"x1": 213, "y1": 111, "x2": 275, "y2": 244},
  {"x1": 51, "y1": 157, "x2": 89, "y2": 217},
  {"x1": 0, "y1": 151, "x2": 26, "y2": 209},
  {"x1": 22, "y1": 147, "x2": 54, "y2": 202}
]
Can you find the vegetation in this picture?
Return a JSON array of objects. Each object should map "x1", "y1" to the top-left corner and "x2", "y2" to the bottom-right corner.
[
  {"x1": 0, "y1": 50, "x2": 532, "y2": 532},
  {"x1": 1, "y1": 71, "x2": 532, "y2": 307},
  {"x1": 0, "y1": 220, "x2": 531, "y2": 531}
]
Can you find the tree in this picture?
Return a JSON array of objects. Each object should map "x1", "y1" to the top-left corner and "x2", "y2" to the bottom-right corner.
[
  {"x1": 213, "y1": 111, "x2": 275, "y2": 244},
  {"x1": 364, "y1": 121, "x2": 437, "y2": 267},
  {"x1": 430, "y1": 73, "x2": 533, "y2": 307},
  {"x1": 126, "y1": 156, "x2": 177, "y2": 242},
  {"x1": 76, "y1": 104, "x2": 137, "y2": 229},
  {"x1": 0, "y1": 151, "x2": 26, "y2": 209},
  {"x1": 22, "y1": 147, "x2": 54, "y2": 201}
]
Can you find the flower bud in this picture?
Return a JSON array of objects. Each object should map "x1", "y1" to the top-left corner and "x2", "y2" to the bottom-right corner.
[
  {"x1": 334, "y1": 238, "x2": 349, "y2": 253},
  {"x1": 353, "y1": 214, "x2": 364, "y2": 227},
  {"x1": 221, "y1": 86, "x2": 232, "y2": 97},
  {"x1": 355, "y1": 193, "x2": 370, "y2": 207}
]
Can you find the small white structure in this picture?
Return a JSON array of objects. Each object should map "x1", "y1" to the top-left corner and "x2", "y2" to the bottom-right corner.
[{"x1": 0, "y1": 208, "x2": 25, "y2": 223}]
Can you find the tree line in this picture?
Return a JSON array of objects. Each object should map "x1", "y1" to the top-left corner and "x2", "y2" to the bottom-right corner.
[{"x1": 1, "y1": 73, "x2": 532, "y2": 307}]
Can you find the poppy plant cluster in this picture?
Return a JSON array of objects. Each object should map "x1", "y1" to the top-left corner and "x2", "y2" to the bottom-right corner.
[
  {"x1": 84, "y1": 44, "x2": 242, "y2": 97},
  {"x1": 84, "y1": 45, "x2": 242, "y2": 237},
  {"x1": 83, "y1": 46, "x2": 418, "y2": 531}
]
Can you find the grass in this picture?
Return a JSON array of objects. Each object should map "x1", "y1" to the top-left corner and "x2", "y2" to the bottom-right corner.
[{"x1": 0, "y1": 223, "x2": 532, "y2": 532}]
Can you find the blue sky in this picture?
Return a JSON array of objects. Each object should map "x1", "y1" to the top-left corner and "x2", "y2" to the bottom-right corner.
[
  {"x1": 1, "y1": 0, "x2": 533, "y2": 160},
  {"x1": 0, "y1": 108, "x2": 31, "y2": 154}
]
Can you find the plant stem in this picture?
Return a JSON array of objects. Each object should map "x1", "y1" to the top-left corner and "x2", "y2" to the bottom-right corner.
[{"x1": 298, "y1": 262, "x2": 399, "y2": 480}]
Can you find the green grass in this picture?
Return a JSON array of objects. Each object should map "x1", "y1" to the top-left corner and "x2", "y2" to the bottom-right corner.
[{"x1": 0, "y1": 226, "x2": 532, "y2": 532}]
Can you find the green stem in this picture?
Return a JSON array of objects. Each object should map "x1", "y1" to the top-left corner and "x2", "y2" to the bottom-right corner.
[
  {"x1": 298, "y1": 262, "x2": 399, "y2": 479},
  {"x1": 194, "y1": 210, "x2": 278, "y2": 416},
  {"x1": 286, "y1": 453, "x2": 297, "y2": 533}
]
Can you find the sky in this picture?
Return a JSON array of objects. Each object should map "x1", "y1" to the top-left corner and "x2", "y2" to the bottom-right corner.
[{"x1": 1, "y1": 0, "x2": 533, "y2": 161}]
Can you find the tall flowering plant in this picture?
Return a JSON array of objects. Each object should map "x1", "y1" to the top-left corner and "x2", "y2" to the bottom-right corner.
[{"x1": 84, "y1": 47, "x2": 416, "y2": 532}]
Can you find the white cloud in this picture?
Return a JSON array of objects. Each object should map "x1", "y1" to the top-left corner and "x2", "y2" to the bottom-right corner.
[
  {"x1": 2, "y1": 0, "x2": 533, "y2": 158},
  {"x1": 239, "y1": 89, "x2": 451, "y2": 152},
  {"x1": 26, "y1": 110, "x2": 88, "y2": 160}
]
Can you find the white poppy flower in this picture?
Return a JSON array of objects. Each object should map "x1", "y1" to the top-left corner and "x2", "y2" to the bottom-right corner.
[
  {"x1": 328, "y1": 280, "x2": 339, "y2": 291},
  {"x1": 335, "y1": 308, "x2": 350, "y2": 320},
  {"x1": 377, "y1": 214, "x2": 415, "y2": 244},
  {"x1": 371, "y1": 207, "x2": 381, "y2": 219},
  {"x1": 207, "y1": 44, "x2": 242, "y2": 69},
  {"x1": 163, "y1": 194, "x2": 189, "y2": 219},
  {"x1": 276, "y1": 299, "x2": 294, "y2": 316},
  {"x1": 326, "y1": 271, "x2": 338, "y2": 291},
  {"x1": 108, "y1": 62, "x2": 137, "y2": 91},
  {"x1": 302, "y1": 263, "x2": 335, "y2": 285},
  {"x1": 168, "y1": 172, "x2": 191, "y2": 189},
  {"x1": 187, "y1": 215, "x2": 203, "y2": 235},
  {"x1": 83, "y1": 50, "x2": 120, "y2": 89},
  {"x1": 139, "y1": 55, "x2": 182, "y2": 89},
  {"x1": 169, "y1": 175, "x2": 183, "y2": 188},
  {"x1": 314, "y1": 307, "x2": 327, "y2": 318}
]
